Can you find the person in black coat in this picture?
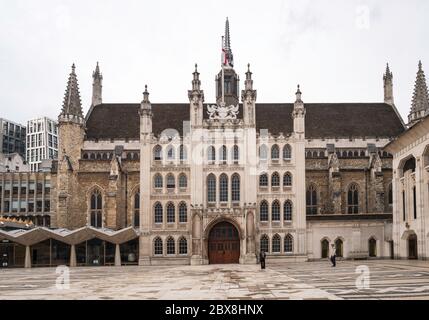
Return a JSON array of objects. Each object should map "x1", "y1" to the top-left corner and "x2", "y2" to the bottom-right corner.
[{"x1": 259, "y1": 251, "x2": 267, "y2": 269}]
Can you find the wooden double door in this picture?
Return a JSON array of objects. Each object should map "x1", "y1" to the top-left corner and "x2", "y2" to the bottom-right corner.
[{"x1": 208, "y1": 222, "x2": 240, "y2": 264}]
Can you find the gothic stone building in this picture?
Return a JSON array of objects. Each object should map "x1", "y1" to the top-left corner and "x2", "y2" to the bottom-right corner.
[{"x1": 4, "y1": 22, "x2": 424, "y2": 268}]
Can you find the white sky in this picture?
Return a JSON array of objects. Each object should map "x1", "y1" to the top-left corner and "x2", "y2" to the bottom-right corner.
[{"x1": 0, "y1": 0, "x2": 428, "y2": 125}]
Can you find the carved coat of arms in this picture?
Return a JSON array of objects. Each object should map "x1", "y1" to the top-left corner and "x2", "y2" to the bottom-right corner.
[{"x1": 207, "y1": 103, "x2": 239, "y2": 120}]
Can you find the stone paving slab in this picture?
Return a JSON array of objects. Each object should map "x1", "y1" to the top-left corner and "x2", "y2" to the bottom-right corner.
[{"x1": 0, "y1": 260, "x2": 429, "y2": 300}]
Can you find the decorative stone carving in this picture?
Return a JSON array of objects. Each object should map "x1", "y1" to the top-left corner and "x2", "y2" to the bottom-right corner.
[{"x1": 207, "y1": 103, "x2": 239, "y2": 120}]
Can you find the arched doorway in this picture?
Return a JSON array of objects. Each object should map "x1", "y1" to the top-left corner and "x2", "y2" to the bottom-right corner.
[
  {"x1": 208, "y1": 222, "x2": 240, "y2": 264},
  {"x1": 408, "y1": 234, "x2": 418, "y2": 259},
  {"x1": 321, "y1": 239, "x2": 330, "y2": 258},
  {"x1": 335, "y1": 239, "x2": 344, "y2": 258},
  {"x1": 369, "y1": 238, "x2": 377, "y2": 257}
]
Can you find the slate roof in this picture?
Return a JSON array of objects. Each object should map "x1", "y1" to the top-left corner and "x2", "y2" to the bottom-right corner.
[{"x1": 85, "y1": 102, "x2": 405, "y2": 140}]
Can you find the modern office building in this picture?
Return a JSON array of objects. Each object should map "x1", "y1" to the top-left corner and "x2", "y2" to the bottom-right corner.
[{"x1": 0, "y1": 118, "x2": 26, "y2": 158}]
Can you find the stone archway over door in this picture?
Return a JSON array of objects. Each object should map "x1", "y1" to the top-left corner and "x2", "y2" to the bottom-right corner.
[{"x1": 208, "y1": 222, "x2": 240, "y2": 264}]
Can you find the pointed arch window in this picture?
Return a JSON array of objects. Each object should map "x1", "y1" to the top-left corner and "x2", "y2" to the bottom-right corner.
[
  {"x1": 306, "y1": 184, "x2": 318, "y2": 215},
  {"x1": 154, "y1": 237, "x2": 163, "y2": 255},
  {"x1": 260, "y1": 201, "x2": 269, "y2": 222},
  {"x1": 271, "y1": 145, "x2": 280, "y2": 160},
  {"x1": 207, "y1": 174, "x2": 216, "y2": 203},
  {"x1": 179, "y1": 174, "x2": 188, "y2": 189},
  {"x1": 219, "y1": 174, "x2": 229, "y2": 202},
  {"x1": 260, "y1": 235, "x2": 269, "y2": 253},
  {"x1": 154, "y1": 202, "x2": 163, "y2": 224},
  {"x1": 166, "y1": 146, "x2": 175, "y2": 161},
  {"x1": 208, "y1": 146, "x2": 216, "y2": 162},
  {"x1": 233, "y1": 145, "x2": 240, "y2": 163},
  {"x1": 90, "y1": 189, "x2": 103, "y2": 228},
  {"x1": 284, "y1": 172, "x2": 292, "y2": 187},
  {"x1": 347, "y1": 183, "x2": 359, "y2": 214},
  {"x1": 284, "y1": 234, "x2": 293, "y2": 253},
  {"x1": 154, "y1": 145, "x2": 162, "y2": 161},
  {"x1": 231, "y1": 174, "x2": 240, "y2": 202},
  {"x1": 220, "y1": 145, "x2": 227, "y2": 163},
  {"x1": 179, "y1": 237, "x2": 188, "y2": 255},
  {"x1": 259, "y1": 145, "x2": 268, "y2": 161},
  {"x1": 167, "y1": 202, "x2": 175, "y2": 223},
  {"x1": 388, "y1": 183, "x2": 393, "y2": 206},
  {"x1": 272, "y1": 200, "x2": 281, "y2": 221},
  {"x1": 283, "y1": 145, "x2": 292, "y2": 160},
  {"x1": 179, "y1": 145, "x2": 187, "y2": 161},
  {"x1": 284, "y1": 200, "x2": 293, "y2": 221},
  {"x1": 134, "y1": 190, "x2": 140, "y2": 228},
  {"x1": 259, "y1": 174, "x2": 268, "y2": 187},
  {"x1": 154, "y1": 174, "x2": 163, "y2": 189},
  {"x1": 179, "y1": 202, "x2": 188, "y2": 223},
  {"x1": 167, "y1": 237, "x2": 176, "y2": 255},
  {"x1": 272, "y1": 234, "x2": 281, "y2": 253},
  {"x1": 271, "y1": 172, "x2": 280, "y2": 187},
  {"x1": 166, "y1": 174, "x2": 175, "y2": 189}
]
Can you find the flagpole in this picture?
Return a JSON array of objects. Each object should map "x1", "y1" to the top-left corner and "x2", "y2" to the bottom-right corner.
[{"x1": 221, "y1": 36, "x2": 225, "y2": 105}]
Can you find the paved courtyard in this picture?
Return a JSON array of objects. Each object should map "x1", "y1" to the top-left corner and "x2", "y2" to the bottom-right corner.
[{"x1": 1, "y1": 260, "x2": 429, "y2": 300}]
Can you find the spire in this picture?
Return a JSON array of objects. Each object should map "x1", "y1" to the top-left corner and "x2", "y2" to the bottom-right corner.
[
  {"x1": 192, "y1": 63, "x2": 201, "y2": 91},
  {"x1": 225, "y1": 17, "x2": 231, "y2": 51},
  {"x1": 92, "y1": 62, "x2": 103, "y2": 106},
  {"x1": 222, "y1": 17, "x2": 234, "y2": 68},
  {"x1": 408, "y1": 60, "x2": 429, "y2": 125},
  {"x1": 60, "y1": 63, "x2": 84, "y2": 121},
  {"x1": 295, "y1": 85, "x2": 303, "y2": 103},
  {"x1": 143, "y1": 85, "x2": 150, "y2": 104},
  {"x1": 384, "y1": 63, "x2": 394, "y2": 105},
  {"x1": 245, "y1": 63, "x2": 253, "y2": 90}
]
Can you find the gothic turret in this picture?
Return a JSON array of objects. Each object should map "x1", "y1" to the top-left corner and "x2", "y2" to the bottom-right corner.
[
  {"x1": 92, "y1": 62, "x2": 103, "y2": 106},
  {"x1": 384, "y1": 63, "x2": 394, "y2": 105},
  {"x1": 241, "y1": 64, "x2": 257, "y2": 125},
  {"x1": 408, "y1": 61, "x2": 429, "y2": 126},
  {"x1": 140, "y1": 85, "x2": 153, "y2": 135},
  {"x1": 216, "y1": 18, "x2": 239, "y2": 107},
  {"x1": 292, "y1": 85, "x2": 306, "y2": 135},
  {"x1": 59, "y1": 64, "x2": 84, "y2": 124},
  {"x1": 188, "y1": 64, "x2": 204, "y2": 126}
]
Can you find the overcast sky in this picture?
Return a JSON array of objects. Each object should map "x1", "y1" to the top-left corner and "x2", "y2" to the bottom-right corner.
[{"x1": 0, "y1": 0, "x2": 428, "y2": 125}]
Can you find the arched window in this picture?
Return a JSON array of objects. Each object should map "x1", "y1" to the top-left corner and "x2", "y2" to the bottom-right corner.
[
  {"x1": 260, "y1": 235, "x2": 269, "y2": 253},
  {"x1": 179, "y1": 202, "x2": 187, "y2": 223},
  {"x1": 271, "y1": 172, "x2": 280, "y2": 187},
  {"x1": 233, "y1": 145, "x2": 240, "y2": 162},
  {"x1": 219, "y1": 174, "x2": 229, "y2": 202},
  {"x1": 388, "y1": 183, "x2": 393, "y2": 205},
  {"x1": 167, "y1": 202, "x2": 175, "y2": 223},
  {"x1": 259, "y1": 174, "x2": 268, "y2": 187},
  {"x1": 260, "y1": 201, "x2": 269, "y2": 222},
  {"x1": 321, "y1": 239, "x2": 330, "y2": 258},
  {"x1": 283, "y1": 144, "x2": 292, "y2": 159},
  {"x1": 284, "y1": 234, "x2": 293, "y2": 253},
  {"x1": 220, "y1": 145, "x2": 227, "y2": 163},
  {"x1": 306, "y1": 184, "x2": 318, "y2": 215},
  {"x1": 179, "y1": 174, "x2": 188, "y2": 189},
  {"x1": 154, "y1": 145, "x2": 162, "y2": 161},
  {"x1": 154, "y1": 174, "x2": 163, "y2": 189},
  {"x1": 90, "y1": 189, "x2": 103, "y2": 228},
  {"x1": 272, "y1": 234, "x2": 281, "y2": 253},
  {"x1": 347, "y1": 183, "x2": 359, "y2": 214},
  {"x1": 272, "y1": 200, "x2": 281, "y2": 221},
  {"x1": 208, "y1": 146, "x2": 216, "y2": 162},
  {"x1": 283, "y1": 172, "x2": 292, "y2": 187},
  {"x1": 271, "y1": 145, "x2": 280, "y2": 160},
  {"x1": 369, "y1": 237, "x2": 377, "y2": 257},
  {"x1": 179, "y1": 145, "x2": 187, "y2": 161},
  {"x1": 166, "y1": 146, "x2": 175, "y2": 161},
  {"x1": 134, "y1": 191, "x2": 140, "y2": 227},
  {"x1": 207, "y1": 174, "x2": 216, "y2": 203},
  {"x1": 231, "y1": 174, "x2": 240, "y2": 202},
  {"x1": 154, "y1": 237, "x2": 163, "y2": 255},
  {"x1": 284, "y1": 200, "x2": 293, "y2": 221},
  {"x1": 167, "y1": 237, "x2": 175, "y2": 255},
  {"x1": 335, "y1": 239, "x2": 344, "y2": 258},
  {"x1": 179, "y1": 237, "x2": 188, "y2": 255},
  {"x1": 259, "y1": 145, "x2": 268, "y2": 160},
  {"x1": 154, "y1": 202, "x2": 163, "y2": 224},
  {"x1": 166, "y1": 174, "x2": 175, "y2": 189}
]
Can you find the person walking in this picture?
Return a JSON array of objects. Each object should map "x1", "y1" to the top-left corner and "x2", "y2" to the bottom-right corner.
[
  {"x1": 259, "y1": 251, "x2": 266, "y2": 270},
  {"x1": 330, "y1": 244, "x2": 337, "y2": 267}
]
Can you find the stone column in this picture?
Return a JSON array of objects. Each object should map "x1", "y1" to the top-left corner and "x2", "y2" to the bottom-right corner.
[
  {"x1": 25, "y1": 245, "x2": 31, "y2": 268},
  {"x1": 70, "y1": 244, "x2": 77, "y2": 267},
  {"x1": 191, "y1": 212, "x2": 203, "y2": 265},
  {"x1": 330, "y1": 172, "x2": 342, "y2": 214},
  {"x1": 115, "y1": 244, "x2": 121, "y2": 267}
]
